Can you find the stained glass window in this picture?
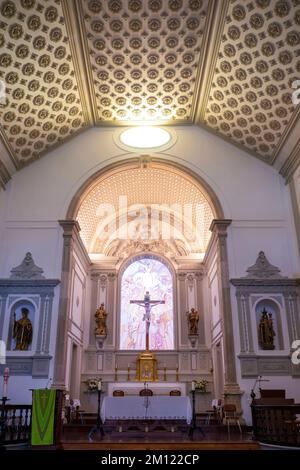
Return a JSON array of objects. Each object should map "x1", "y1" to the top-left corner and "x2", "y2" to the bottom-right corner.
[{"x1": 120, "y1": 257, "x2": 174, "y2": 350}]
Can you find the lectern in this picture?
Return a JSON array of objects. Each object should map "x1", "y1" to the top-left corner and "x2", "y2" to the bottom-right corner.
[{"x1": 31, "y1": 389, "x2": 64, "y2": 447}]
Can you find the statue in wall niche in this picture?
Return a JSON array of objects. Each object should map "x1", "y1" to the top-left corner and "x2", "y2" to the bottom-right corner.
[
  {"x1": 187, "y1": 308, "x2": 199, "y2": 335},
  {"x1": 258, "y1": 308, "x2": 276, "y2": 350},
  {"x1": 94, "y1": 303, "x2": 107, "y2": 337},
  {"x1": 13, "y1": 307, "x2": 33, "y2": 350}
]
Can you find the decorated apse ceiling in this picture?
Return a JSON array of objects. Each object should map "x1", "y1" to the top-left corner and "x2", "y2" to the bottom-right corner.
[
  {"x1": 76, "y1": 164, "x2": 215, "y2": 256},
  {"x1": 0, "y1": 0, "x2": 300, "y2": 184}
]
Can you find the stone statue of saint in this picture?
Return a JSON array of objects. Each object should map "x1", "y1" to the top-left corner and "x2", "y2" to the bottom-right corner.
[
  {"x1": 187, "y1": 308, "x2": 199, "y2": 335},
  {"x1": 94, "y1": 303, "x2": 107, "y2": 336},
  {"x1": 13, "y1": 307, "x2": 33, "y2": 350},
  {"x1": 258, "y1": 308, "x2": 276, "y2": 350}
]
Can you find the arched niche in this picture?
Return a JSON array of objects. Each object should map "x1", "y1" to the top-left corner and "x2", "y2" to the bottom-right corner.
[
  {"x1": 8, "y1": 299, "x2": 35, "y2": 352},
  {"x1": 118, "y1": 253, "x2": 176, "y2": 351}
]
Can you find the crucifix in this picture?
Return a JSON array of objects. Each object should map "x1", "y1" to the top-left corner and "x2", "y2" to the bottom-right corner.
[{"x1": 130, "y1": 291, "x2": 165, "y2": 351}]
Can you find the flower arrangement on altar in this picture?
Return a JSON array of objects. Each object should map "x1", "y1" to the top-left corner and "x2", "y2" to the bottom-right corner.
[
  {"x1": 84, "y1": 377, "x2": 102, "y2": 391},
  {"x1": 194, "y1": 379, "x2": 208, "y2": 392}
]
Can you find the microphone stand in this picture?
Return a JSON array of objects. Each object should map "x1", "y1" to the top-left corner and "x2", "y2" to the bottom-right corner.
[
  {"x1": 250, "y1": 376, "x2": 270, "y2": 401},
  {"x1": 188, "y1": 389, "x2": 205, "y2": 440}
]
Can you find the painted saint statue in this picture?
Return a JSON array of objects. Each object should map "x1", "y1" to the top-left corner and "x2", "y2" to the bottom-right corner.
[
  {"x1": 258, "y1": 308, "x2": 276, "y2": 350},
  {"x1": 13, "y1": 307, "x2": 33, "y2": 350}
]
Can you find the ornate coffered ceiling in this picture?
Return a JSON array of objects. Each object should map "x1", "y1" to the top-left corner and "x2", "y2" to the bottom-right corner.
[
  {"x1": 200, "y1": 0, "x2": 300, "y2": 164},
  {"x1": 0, "y1": 0, "x2": 300, "y2": 186}
]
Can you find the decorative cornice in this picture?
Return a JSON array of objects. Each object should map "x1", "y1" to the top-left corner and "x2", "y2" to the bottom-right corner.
[
  {"x1": 244, "y1": 251, "x2": 285, "y2": 280},
  {"x1": 0, "y1": 126, "x2": 19, "y2": 171},
  {"x1": 272, "y1": 107, "x2": 300, "y2": 166},
  {"x1": 209, "y1": 219, "x2": 232, "y2": 234},
  {"x1": 59, "y1": 219, "x2": 81, "y2": 236},
  {"x1": 279, "y1": 138, "x2": 300, "y2": 183},
  {"x1": 231, "y1": 278, "x2": 299, "y2": 288},
  {"x1": 9, "y1": 252, "x2": 45, "y2": 280},
  {"x1": 0, "y1": 159, "x2": 11, "y2": 189},
  {"x1": 62, "y1": 0, "x2": 95, "y2": 125},
  {"x1": 194, "y1": 0, "x2": 230, "y2": 122},
  {"x1": 230, "y1": 251, "x2": 300, "y2": 287},
  {"x1": 0, "y1": 279, "x2": 60, "y2": 288}
]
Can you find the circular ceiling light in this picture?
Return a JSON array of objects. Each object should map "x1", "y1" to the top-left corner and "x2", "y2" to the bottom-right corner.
[{"x1": 119, "y1": 126, "x2": 171, "y2": 150}]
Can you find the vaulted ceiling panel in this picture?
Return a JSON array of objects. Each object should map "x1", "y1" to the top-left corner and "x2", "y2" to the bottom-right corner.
[
  {"x1": 199, "y1": 0, "x2": 300, "y2": 164},
  {"x1": 77, "y1": 0, "x2": 211, "y2": 123},
  {"x1": 0, "y1": 0, "x2": 90, "y2": 169}
]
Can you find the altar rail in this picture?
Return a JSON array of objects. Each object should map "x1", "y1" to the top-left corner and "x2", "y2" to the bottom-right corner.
[
  {"x1": 0, "y1": 404, "x2": 32, "y2": 445},
  {"x1": 251, "y1": 402, "x2": 300, "y2": 447}
]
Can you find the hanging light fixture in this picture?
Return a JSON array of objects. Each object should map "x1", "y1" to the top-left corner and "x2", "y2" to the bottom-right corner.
[{"x1": 119, "y1": 126, "x2": 171, "y2": 149}]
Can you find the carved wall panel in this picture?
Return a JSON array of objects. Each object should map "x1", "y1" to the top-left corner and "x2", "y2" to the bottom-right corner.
[{"x1": 231, "y1": 251, "x2": 300, "y2": 377}]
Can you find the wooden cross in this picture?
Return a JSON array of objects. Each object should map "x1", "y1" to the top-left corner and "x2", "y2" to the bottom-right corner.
[{"x1": 130, "y1": 292, "x2": 165, "y2": 351}]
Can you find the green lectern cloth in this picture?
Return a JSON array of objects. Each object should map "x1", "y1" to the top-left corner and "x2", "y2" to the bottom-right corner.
[{"x1": 31, "y1": 389, "x2": 56, "y2": 445}]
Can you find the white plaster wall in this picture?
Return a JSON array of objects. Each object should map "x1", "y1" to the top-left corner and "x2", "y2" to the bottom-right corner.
[
  {"x1": 0, "y1": 125, "x2": 299, "y2": 407},
  {"x1": 0, "y1": 376, "x2": 51, "y2": 405},
  {"x1": 1, "y1": 125, "x2": 298, "y2": 277}
]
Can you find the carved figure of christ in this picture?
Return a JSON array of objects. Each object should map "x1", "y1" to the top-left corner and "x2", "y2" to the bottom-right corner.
[{"x1": 130, "y1": 295, "x2": 165, "y2": 351}]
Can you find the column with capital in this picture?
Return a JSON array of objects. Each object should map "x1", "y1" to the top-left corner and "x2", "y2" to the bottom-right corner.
[
  {"x1": 53, "y1": 220, "x2": 81, "y2": 389},
  {"x1": 209, "y1": 220, "x2": 242, "y2": 407},
  {"x1": 178, "y1": 272, "x2": 188, "y2": 346}
]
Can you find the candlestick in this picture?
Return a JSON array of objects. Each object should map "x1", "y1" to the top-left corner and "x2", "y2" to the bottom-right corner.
[
  {"x1": 164, "y1": 366, "x2": 167, "y2": 381},
  {"x1": 127, "y1": 365, "x2": 130, "y2": 382},
  {"x1": 176, "y1": 366, "x2": 179, "y2": 382},
  {"x1": 3, "y1": 367, "x2": 9, "y2": 398},
  {"x1": 115, "y1": 364, "x2": 118, "y2": 382}
]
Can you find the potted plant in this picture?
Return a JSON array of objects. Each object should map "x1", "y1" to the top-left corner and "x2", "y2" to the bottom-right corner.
[
  {"x1": 84, "y1": 377, "x2": 102, "y2": 391},
  {"x1": 195, "y1": 379, "x2": 208, "y2": 392}
]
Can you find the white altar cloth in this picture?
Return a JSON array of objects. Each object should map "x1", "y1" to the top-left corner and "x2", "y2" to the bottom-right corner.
[
  {"x1": 101, "y1": 396, "x2": 192, "y2": 424},
  {"x1": 107, "y1": 382, "x2": 186, "y2": 396}
]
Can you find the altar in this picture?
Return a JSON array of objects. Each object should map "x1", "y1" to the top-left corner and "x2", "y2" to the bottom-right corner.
[
  {"x1": 101, "y1": 396, "x2": 192, "y2": 424},
  {"x1": 107, "y1": 382, "x2": 187, "y2": 396}
]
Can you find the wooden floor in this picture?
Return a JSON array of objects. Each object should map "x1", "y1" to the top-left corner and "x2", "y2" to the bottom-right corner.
[{"x1": 61, "y1": 421, "x2": 260, "y2": 450}]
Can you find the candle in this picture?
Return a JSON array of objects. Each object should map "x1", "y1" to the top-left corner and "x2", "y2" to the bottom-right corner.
[
  {"x1": 98, "y1": 380, "x2": 102, "y2": 391},
  {"x1": 128, "y1": 363, "x2": 130, "y2": 369},
  {"x1": 192, "y1": 381, "x2": 195, "y2": 391},
  {"x1": 3, "y1": 367, "x2": 9, "y2": 398}
]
